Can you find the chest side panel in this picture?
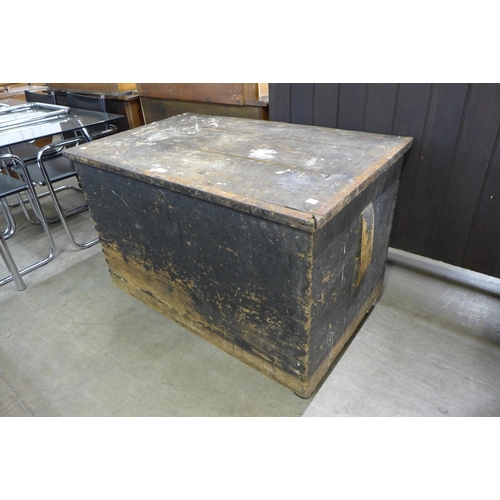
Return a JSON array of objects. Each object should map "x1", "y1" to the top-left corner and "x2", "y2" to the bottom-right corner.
[
  {"x1": 308, "y1": 159, "x2": 402, "y2": 380},
  {"x1": 76, "y1": 163, "x2": 314, "y2": 383}
]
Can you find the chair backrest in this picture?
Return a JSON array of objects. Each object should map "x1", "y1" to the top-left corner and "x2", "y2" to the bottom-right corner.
[
  {"x1": 54, "y1": 91, "x2": 68, "y2": 106},
  {"x1": 0, "y1": 154, "x2": 33, "y2": 197},
  {"x1": 66, "y1": 92, "x2": 107, "y2": 113},
  {"x1": 24, "y1": 90, "x2": 56, "y2": 104}
]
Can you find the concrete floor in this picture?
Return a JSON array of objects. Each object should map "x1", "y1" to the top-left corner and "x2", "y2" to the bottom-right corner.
[{"x1": 1, "y1": 186, "x2": 499, "y2": 417}]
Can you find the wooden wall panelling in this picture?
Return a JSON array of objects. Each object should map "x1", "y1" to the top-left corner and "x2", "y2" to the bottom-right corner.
[
  {"x1": 268, "y1": 83, "x2": 500, "y2": 278},
  {"x1": 431, "y1": 84, "x2": 500, "y2": 267},
  {"x1": 462, "y1": 130, "x2": 500, "y2": 276},
  {"x1": 136, "y1": 83, "x2": 263, "y2": 106},
  {"x1": 312, "y1": 83, "x2": 339, "y2": 128},
  {"x1": 0, "y1": 84, "x2": 48, "y2": 100},
  {"x1": 242, "y1": 83, "x2": 262, "y2": 105},
  {"x1": 138, "y1": 84, "x2": 269, "y2": 124},
  {"x1": 269, "y1": 83, "x2": 341, "y2": 127},
  {"x1": 102, "y1": 97, "x2": 144, "y2": 130},
  {"x1": 269, "y1": 83, "x2": 291, "y2": 123},
  {"x1": 140, "y1": 97, "x2": 268, "y2": 124},
  {"x1": 403, "y1": 84, "x2": 470, "y2": 257},
  {"x1": 337, "y1": 83, "x2": 368, "y2": 131},
  {"x1": 290, "y1": 83, "x2": 314, "y2": 125},
  {"x1": 363, "y1": 83, "x2": 399, "y2": 134},
  {"x1": 388, "y1": 83, "x2": 433, "y2": 250},
  {"x1": 47, "y1": 83, "x2": 136, "y2": 94}
]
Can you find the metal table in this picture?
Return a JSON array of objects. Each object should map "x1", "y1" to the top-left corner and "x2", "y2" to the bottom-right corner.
[
  {"x1": 0, "y1": 99, "x2": 124, "y2": 150},
  {"x1": 0, "y1": 100, "x2": 125, "y2": 289}
]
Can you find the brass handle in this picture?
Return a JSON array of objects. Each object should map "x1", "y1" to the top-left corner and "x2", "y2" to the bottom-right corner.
[{"x1": 356, "y1": 203, "x2": 375, "y2": 287}]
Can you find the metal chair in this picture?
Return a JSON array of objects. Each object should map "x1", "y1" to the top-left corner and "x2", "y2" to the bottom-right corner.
[
  {"x1": 15, "y1": 138, "x2": 99, "y2": 249},
  {"x1": 65, "y1": 92, "x2": 118, "y2": 141},
  {"x1": 0, "y1": 154, "x2": 55, "y2": 288},
  {"x1": 24, "y1": 89, "x2": 57, "y2": 104}
]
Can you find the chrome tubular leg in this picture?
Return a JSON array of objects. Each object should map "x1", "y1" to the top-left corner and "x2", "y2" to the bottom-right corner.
[
  {"x1": 25, "y1": 187, "x2": 56, "y2": 255},
  {"x1": 1, "y1": 197, "x2": 16, "y2": 239},
  {"x1": 0, "y1": 232, "x2": 27, "y2": 290},
  {"x1": 0, "y1": 154, "x2": 57, "y2": 287},
  {"x1": 15, "y1": 192, "x2": 40, "y2": 224},
  {"x1": 0, "y1": 193, "x2": 56, "y2": 286},
  {"x1": 40, "y1": 170, "x2": 98, "y2": 249}
]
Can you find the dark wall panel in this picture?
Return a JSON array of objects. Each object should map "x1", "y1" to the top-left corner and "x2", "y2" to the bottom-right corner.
[
  {"x1": 269, "y1": 83, "x2": 500, "y2": 278},
  {"x1": 312, "y1": 83, "x2": 339, "y2": 128},
  {"x1": 431, "y1": 84, "x2": 500, "y2": 265},
  {"x1": 337, "y1": 83, "x2": 367, "y2": 131},
  {"x1": 364, "y1": 83, "x2": 398, "y2": 134},
  {"x1": 290, "y1": 83, "x2": 314, "y2": 125},
  {"x1": 404, "y1": 83, "x2": 470, "y2": 256},
  {"x1": 389, "y1": 83, "x2": 433, "y2": 250},
  {"x1": 268, "y1": 83, "x2": 291, "y2": 123},
  {"x1": 463, "y1": 134, "x2": 500, "y2": 276}
]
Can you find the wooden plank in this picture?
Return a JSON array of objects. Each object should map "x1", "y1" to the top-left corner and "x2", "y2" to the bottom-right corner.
[
  {"x1": 290, "y1": 83, "x2": 314, "y2": 125},
  {"x1": 0, "y1": 84, "x2": 48, "y2": 101},
  {"x1": 364, "y1": 83, "x2": 398, "y2": 134},
  {"x1": 95, "y1": 97, "x2": 144, "y2": 131},
  {"x1": 140, "y1": 96, "x2": 267, "y2": 124},
  {"x1": 312, "y1": 83, "x2": 339, "y2": 128},
  {"x1": 269, "y1": 83, "x2": 291, "y2": 122},
  {"x1": 403, "y1": 84, "x2": 470, "y2": 256},
  {"x1": 47, "y1": 83, "x2": 136, "y2": 94},
  {"x1": 388, "y1": 83, "x2": 432, "y2": 249},
  {"x1": 462, "y1": 124, "x2": 500, "y2": 277},
  {"x1": 337, "y1": 83, "x2": 367, "y2": 131},
  {"x1": 136, "y1": 83, "x2": 259, "y2": 105},
  {"x1": 242, "y1": 83, "x2": 262, "y2": 105},
  {"x1": 431, "y1": 83, "x2": 500, "y2": 266}
]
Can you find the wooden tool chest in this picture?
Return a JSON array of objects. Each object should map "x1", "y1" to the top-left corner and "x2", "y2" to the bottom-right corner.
[{"x1": 66, "y1": 113, "x2": 413, "y2": 397}]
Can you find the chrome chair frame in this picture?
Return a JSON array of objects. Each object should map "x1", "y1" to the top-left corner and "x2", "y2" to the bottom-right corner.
[
  {"x1": 15, "y1": 138, "x2": 88, "y2": 226},
  {"x1": 65, "y1": 92, "x2": 117, "y2": 141},
  {"x1": 16, "y1": 138, "x2": 99, "y2": 249},
  {"x1": 0, "y1": 153, "x2": 55, "y2": 288},
  {"x1": 24, "y1": 89, "x2": 57, "y2": 105},
  {"x1": 1, "y1": 196, "x2": 16, "y2": 239}
]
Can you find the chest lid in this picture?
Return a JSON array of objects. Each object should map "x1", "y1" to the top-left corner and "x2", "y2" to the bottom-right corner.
[{"x1": 65, "y1": 113, "x2": 413, "y2": 231}]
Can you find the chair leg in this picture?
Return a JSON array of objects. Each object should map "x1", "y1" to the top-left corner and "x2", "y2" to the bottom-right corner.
[
  {"x1": 17, "y1": 185, "x2": 89, "y2": 226},
  {"x1": 0, "y1": 188, "x2": 56, "y2": 287},
  {"x1": 1, "y1": 197, "x2": 16, "y2": 239},
  {"x1": 15, "y1": 192, "x2": 40, "y2": 224},
  {"x1": 0, "y1": 232, "x2": 27, "y2": 290},
  {"x1": 42, "y1": 176, "x2": 99, "y2": 249}
]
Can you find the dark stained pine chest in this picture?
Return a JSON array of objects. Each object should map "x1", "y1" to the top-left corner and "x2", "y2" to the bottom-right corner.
[{"x1": 66, "y1": 113, "x2": 413, "y2": 398}]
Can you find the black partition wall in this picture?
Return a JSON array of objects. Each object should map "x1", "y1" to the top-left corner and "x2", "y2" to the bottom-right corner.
[{"x1": 269, "y1": 83, "x2": 500, "y2": 279}]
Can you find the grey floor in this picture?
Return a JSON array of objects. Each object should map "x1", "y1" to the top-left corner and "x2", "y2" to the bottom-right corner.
[{"x1": 1, "y1": 186, "x2": 499, "y2": 417}]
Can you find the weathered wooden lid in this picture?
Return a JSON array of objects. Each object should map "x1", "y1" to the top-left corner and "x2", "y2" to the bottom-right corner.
[{"x1": 65, "y1": 113, "x2": 413, "y2": 231}]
